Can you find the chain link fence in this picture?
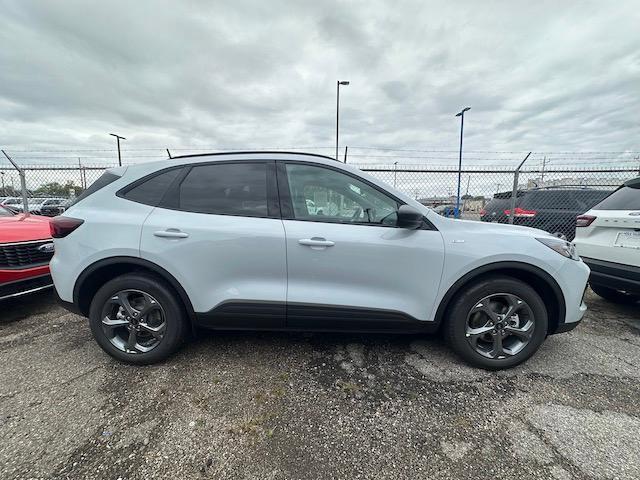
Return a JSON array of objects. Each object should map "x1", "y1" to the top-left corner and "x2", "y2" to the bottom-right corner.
[
  {"x1": 359, "y1": 165, "x2": 638, "y2": 240},
  {"x1": 1, "y1": 162, "x2": 637, "y2": 240}
]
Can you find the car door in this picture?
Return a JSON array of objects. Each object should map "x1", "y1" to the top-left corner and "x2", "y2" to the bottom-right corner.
[
  {"x1": 139, "y1": 161, "x2": 287, "y2": 328},
  {"x1": 278, "y1": 161, "x2": 445, "y2": 330}
]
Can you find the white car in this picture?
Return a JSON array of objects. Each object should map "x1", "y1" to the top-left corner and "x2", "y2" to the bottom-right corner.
[
  {"x1": 574, "y1": 178, "x2": 640, "y2": 304},
  {"x1": 49, "y1": 152, "x2": 589, "y2": 369}
]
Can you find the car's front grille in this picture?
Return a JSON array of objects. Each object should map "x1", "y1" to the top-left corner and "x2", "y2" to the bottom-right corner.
[{"x1": 0, "y1": 240, "x2": 53, "y2": 269}]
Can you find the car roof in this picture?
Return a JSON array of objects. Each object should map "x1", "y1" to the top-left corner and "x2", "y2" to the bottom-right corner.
[{"x1": 119, "y1": 151, "x2": 345, "y2": 180}]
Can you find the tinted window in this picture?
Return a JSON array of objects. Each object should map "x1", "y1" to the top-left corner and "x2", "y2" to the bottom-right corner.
[
  {"x1": 520, "y1": 191, "x2": 579, "y2": 210},
  {"x1": 285, "y1": 164, "x2": 399, "y2": 225},
  {"x1": 178, "y1": 163, "x2": 268, "y2": 216},
  {"x1": 0, "y1": 205, "x2": 14, "y2": 216},
  {"x1": 72, "y1": 171, "x2": 121, "y2": 206},
  {"x1": 573, "y1": 190, "x2": 612, "y2": 210},
  {"x1": 594, "y1": 185, "x2": 640, "y2": 210},
  {"x1": 124, "y1": 168, "x2": 181, "y2": 206}
]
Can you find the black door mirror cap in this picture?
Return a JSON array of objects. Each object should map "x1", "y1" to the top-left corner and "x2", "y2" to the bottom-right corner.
[{"x1": 397, "y1": 205, "x2": 423, "y2": 229}]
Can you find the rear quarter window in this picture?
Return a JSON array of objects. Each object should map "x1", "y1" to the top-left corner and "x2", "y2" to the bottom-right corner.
[{"x1": 594, "y1": 185, "x2": 640, "y2": 210}]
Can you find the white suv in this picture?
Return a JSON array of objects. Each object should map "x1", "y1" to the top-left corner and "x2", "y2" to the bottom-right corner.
[
  {"x1": 574, "y1": 178, "x2": 640, "y2": 304},
  {"x1": 50, "y1": 152, "x2": 589, "y2": 369}
]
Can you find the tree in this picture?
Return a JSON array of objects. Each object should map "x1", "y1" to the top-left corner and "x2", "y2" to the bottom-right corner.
[{"x1": 34, "y1": 181, "x2": 83, "y2": 197}]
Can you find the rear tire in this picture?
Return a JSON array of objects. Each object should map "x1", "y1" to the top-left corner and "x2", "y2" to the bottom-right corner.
[
  {"x1": 590, "y1": 283, "x2": 640, "y2": 305},
  {"x1": 89, "y1": 273, "x2": 187, "y2": 364},
  {"x1": 444, "y1": 275, "x2": 548, "y2": 370}
]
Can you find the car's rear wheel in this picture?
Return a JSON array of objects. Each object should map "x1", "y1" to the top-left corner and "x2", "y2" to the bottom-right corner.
[
  {"x1": 444, "y1": 276, "x2": 548, "y2": 370},
  {"x1": 89, "y1": 273, "x2": 187, "y2": 364},
  {"x1": 590, "y1": 283, "x2": 640, "y2": 305}
]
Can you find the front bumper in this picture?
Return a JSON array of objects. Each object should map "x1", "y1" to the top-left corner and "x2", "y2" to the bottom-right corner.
[
  {"x1": 582, "y1": 257, "x2": 640, "y2": 295},
  {"x1": 0, "y1": 273, "x2": 53, "y2": 301},
  {"x1": 549, "y1": 258, "x2": 590, "y2": 334}
]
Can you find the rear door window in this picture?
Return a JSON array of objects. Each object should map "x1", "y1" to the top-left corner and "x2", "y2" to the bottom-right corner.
[
  {"x1": 177, "y1": 163, "x2": 269, "y2": 217},
  {"x1": 123, "y1": 168, "x2": 182, "y2": 206}
]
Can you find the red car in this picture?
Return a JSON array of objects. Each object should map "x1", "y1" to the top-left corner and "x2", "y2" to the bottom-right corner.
[{"x1": 0, "y1": 205, "x2": 54, "y2": 300}]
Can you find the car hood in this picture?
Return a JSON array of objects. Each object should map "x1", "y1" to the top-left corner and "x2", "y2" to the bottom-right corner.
[
  {"x1": 438, "y1": 216, "x2": 553, "y2": 238},
  {"x1": 0, "y1": 214, "x2": 52, "y2": 243}
]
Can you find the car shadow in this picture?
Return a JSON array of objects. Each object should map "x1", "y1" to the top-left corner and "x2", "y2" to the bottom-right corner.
[{"x1": 1, "y1": 289, "x2": 59, "y2": 325}]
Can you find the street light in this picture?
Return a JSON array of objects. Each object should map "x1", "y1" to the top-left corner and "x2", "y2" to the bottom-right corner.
[
  {"x1": 336, "y1": 80, "x2": 350, "y2": 161},
  {"x1": 454, "y1": 107, "x2": 470, "y2": 218},
  {"x1": 109, "y1": 133, "x2": 126, "y2": 166},
  {"x1": 394, "y1": 161, "x2": 398, "y2": 187}
]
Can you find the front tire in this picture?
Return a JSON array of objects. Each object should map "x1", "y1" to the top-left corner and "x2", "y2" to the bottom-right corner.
[
  {"x1": 89, "y1": 273, "x2": 187, "y2": 364},
  {"x1": 590, "y1": 283, "x2": 640, "y2": 305},
  {"x1": 444, "y1": 275, "x2": 548, "y2": 370}
]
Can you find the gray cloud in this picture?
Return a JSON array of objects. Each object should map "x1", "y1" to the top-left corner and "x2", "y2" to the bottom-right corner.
[{"x1": 0, "y1": 0, "x2": 638, "y2": 167}]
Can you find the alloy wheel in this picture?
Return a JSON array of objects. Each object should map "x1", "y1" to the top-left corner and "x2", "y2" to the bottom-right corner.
[
  {"x1": 465, "y1": 293, "x2": 535, "y2": 359},
  {"x1": 101, "y1": 289, "x2": 166, "y2": 354}
]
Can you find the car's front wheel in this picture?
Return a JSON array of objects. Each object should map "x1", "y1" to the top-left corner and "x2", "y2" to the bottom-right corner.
[
  {"x1": 444, "y1": 276, "x2": 548, "y2": 370},
  {"x1": 89, "y1": 273, "x2": 187, "y2": 364}
]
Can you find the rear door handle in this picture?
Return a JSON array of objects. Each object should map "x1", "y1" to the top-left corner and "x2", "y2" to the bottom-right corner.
[
  {"x1": 299, "y1": 237, "x2": 335, "y2": 247},
  {"x1": 154, "y1": 229, "x2": 189, "y2": 239}
]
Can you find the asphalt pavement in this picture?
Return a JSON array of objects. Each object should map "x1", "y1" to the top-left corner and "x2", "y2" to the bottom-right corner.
[{"x1": 0, "y1": 289, "x2": 639, "y2": 480}]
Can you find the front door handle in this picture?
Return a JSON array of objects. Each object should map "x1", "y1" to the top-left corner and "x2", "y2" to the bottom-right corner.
[
  {"x1": 154, "y1": 229, "x2": 189, "y2": 239},
  {"x1": 299, "y1": 237, "x2": 335, "y2": 247}
]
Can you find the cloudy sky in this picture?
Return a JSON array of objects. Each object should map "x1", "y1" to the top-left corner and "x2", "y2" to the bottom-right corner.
[{"x1": 1, "y1": 0, "x2": 639, "y2": 167}]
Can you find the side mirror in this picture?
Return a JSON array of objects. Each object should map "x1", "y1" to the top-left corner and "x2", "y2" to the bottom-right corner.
[{"x1": 397, "y1": 205, "x2": 423, "y2": 229}]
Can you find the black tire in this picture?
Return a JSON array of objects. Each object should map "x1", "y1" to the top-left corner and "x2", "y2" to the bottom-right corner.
[
  {"x1": 590, "y1": 283, "x2": 640, "y2": 305},
  {"x1": 89, "y1": 273, "x2": 187, "y2": 364},
  {"x1": 444, "y1": 275, "x2": 548, "y2": 370}
]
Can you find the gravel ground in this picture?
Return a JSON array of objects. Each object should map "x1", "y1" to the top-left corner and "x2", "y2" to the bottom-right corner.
[{"x1": 0, "y1": 289, "x2": 639, "y2": 480}]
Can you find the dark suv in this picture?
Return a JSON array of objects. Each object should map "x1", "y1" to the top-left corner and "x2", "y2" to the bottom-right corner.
[{"x1": 481, "y1": 188, "x2": 611, "y2": 240}]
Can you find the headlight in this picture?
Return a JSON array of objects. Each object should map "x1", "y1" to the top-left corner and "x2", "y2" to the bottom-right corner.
[{"x1": 536, "y1": 237, "x2": 580, "y2": 260}]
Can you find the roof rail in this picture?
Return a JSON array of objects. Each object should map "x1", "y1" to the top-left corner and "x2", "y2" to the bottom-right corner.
[
  {"x1": 170, "y1": 150, "x2": 339, "y2": 162},
  {"x1": 529, "y1": 185, "x2": 614, "y2": 190}
]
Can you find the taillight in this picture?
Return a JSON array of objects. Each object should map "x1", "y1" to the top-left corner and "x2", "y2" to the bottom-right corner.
[
  {"x1": 50, "y1": 216, "x2": 84, "y2": 238},
  {"x1": 576, "y1": 215, "x2": 596, "y2": 227},
  {"x1": 479, "y1": 209, "x2": 486, "y2": 216},
  {"x1": 504, "y1": 207, "x2": 537, "y2": 218}
]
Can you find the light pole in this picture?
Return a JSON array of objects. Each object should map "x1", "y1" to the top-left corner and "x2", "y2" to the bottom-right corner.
[
  {"x1": 336, "y1": 80, "x2": 350, "y2": 161},
  {"x1": 454, "y1": 107, "x2": 470, "y2": 218},
  {"x1": 394, "y1": 161, "x2": 398, "y2": 187},
  {"x1": 109, "y1": 133, "x2": 126, "y2": 166}
]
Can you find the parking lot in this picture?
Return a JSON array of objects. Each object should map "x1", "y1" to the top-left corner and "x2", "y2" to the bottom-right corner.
[{"x1": 0, "y1": 290, "x2": 638, "y2": 480}]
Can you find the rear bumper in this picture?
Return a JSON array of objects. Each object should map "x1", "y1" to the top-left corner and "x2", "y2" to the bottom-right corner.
[
  {"x1": 0, "y1": 273, "x2": 53, "y2": 301},
  {"x1": 582, "y1": 257, "x2": 640, "y2": 295}
]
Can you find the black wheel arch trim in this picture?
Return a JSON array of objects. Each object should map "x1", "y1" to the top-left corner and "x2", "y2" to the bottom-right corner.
[
  {"x1": 433, "y1": 261, "x2": 567, "y2": 333},
  {"x1": 72, "y1": 256, "x2": 197, "y2": 324}
]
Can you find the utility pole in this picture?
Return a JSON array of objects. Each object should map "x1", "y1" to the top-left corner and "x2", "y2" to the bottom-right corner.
[
  {"x1": 109, "y1": 133, "x2": 126, "y2": 166},
  {"x1": 540, "y1": 156, "x2": 547, "y2": 186}
]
